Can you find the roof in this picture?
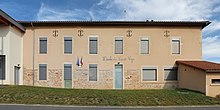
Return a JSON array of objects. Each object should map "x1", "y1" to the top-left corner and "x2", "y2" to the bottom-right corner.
[
  {"x1": 0, "y1": 9, "x2": 25, "y2": 32},
  {"x1": 177, "y1": 61, "x2": 220, "y2": 73},
  {"x1": 18, "y1": 20, "x2": 211, "y2": 29}
]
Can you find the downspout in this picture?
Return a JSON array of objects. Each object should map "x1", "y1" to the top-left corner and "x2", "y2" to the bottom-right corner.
[{"x1": 31, "y1": 22, "x2": 35, "y2": 86}]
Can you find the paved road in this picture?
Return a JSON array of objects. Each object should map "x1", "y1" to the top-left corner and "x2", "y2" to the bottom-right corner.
[{"x1": 0, "y1": 104, "x2": 220, "y2": 110}]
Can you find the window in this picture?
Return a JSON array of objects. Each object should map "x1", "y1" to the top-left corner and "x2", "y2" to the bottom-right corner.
[
  {"x1": 142, "y1": 67, "x2": 157, "y2": 81},
  {"x1": 39, "y1": 37, "x2": 47, "y2": 54},
  {"x1": 212, "y1": 79, "x2": 220, "y2": 84},
  {"x1": 64, "y1": 64, "x2": 72, "y2": 80},
  {"x1": 172, "y1": 39, "x2": 180, "y2": 54},
  {"x1": 164, "y1": 67, "x2": 178, "y2": 81},
  {"x1": 64, "y1": 37, "x2": 72, "y2": 54},
  {"x1": 0, "y1": 55, "x2": 5, "y2": 80},
  {"x1": 89, "y1": 37, "x2": 98, "y2": 54},
  {"x1": 140, "y1": 38, "x2": 149, "y2": 54},
  {"x1": 115, "y1": 37, "x2": 123, "y2": 54},
  {"x1": 39, "y1": 64, "x2": 47, "y2": 80},
  {"x1": 89, "y1": 64, "x2": 97, "y2": 81}
]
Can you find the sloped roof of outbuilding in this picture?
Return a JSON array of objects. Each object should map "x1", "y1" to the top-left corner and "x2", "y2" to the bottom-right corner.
[
  {"x1": 0, "y1": 9, "x2": 25, "y2": 32},
  {"x1": 177, "y1": 61, "x2": 220, "y2": 73}
]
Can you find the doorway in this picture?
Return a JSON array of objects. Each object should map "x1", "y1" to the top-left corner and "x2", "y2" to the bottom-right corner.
[
  {"x1": 114, "y1": 64, "x2": 123, "y2": 89},
  {"x1": 14, "y1": 66, "x2": 20, "y2": 85}
]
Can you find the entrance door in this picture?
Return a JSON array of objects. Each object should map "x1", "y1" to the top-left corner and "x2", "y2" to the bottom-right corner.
[
  {"x1": 14, "y1": 66, "x2": 20, "y2": 85},
  {"x1": 115, "y1": 64, "x2": 123, "y2": 89}
]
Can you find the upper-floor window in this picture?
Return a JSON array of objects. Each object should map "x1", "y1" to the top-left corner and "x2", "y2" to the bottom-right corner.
[
  {"x1": 39, "y1": 64, "x2": 47, "y2": 80},
  {"x1": 115, "y1": 37, "x2": 123, "y2": 54},
  {"x1": 64, "y1": 37, "x2": 72, "y2": 54},
  {"x1": 89, "y1": 64, "x2": 97, "y2": 81},
  {"x1": 142, "y1": 67, "x2": 157, "y2": 81},
  {"x1": 140, "y1": 37, "x2": 149, "y2": 54},
  {"x1": 172, "y1": 38, "x2": 180, "y2": 54},
  {"x1": 164, "y1": 67, "x2": 178, "y2": 81},
  {"x1": 89, "y1": 37, "x2": 98, "y2": 54},
  {"x1": 39, "y1": 37, "x2": 47, "y2": 54}
]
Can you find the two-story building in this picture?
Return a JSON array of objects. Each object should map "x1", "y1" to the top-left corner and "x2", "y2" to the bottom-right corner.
[{"x1": 1, "y1": 9, "x2": 220, "y2": 97}]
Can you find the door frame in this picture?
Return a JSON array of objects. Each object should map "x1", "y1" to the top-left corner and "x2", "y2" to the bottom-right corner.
[
  {"x1": 14, "y1": 66, "x2": 20, "y2": 85},
  {"x1": 113, "y1": 63, "x2": 124, "y2": 89},
  {"x1": 63, "y1": 63, "x2": 73, "y2": 88}
]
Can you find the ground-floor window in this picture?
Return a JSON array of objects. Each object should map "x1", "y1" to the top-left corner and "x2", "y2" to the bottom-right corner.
[
  {"x1": 89, "y1": 64, "x2": 97, "y2": 81},
  {"x1": 164, "y1": 67, "x2": 178, "y2": 81},
  {"x1": 64, "y1": 64, "x2": 72, "y2": 80},
  {"x1": 64, "y1": 64, "x2": 72, "y2": 88},
  {"x1": 142, "y1": 67, "x2": 157, "y2": 81},
  {"x1": 0, "y1": 55, "x2": 5, "y2": 80},
  {"x1": 39, "y1": 64, "x2": 47, "y2": 80},
  {"x1": 212, "y1": 79, "x2": 220, "y2": 84}
]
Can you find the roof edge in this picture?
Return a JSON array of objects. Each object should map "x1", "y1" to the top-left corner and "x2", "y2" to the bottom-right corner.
[
  {"x1": 177, "y1": 61, "x2": 220, "y2": 73},
  {"x1": 18, "y1": 20, "x2": 210, "y2": 29},
  {"x1": 0, "y1": 9, "x2": 25, "y2": 32}
]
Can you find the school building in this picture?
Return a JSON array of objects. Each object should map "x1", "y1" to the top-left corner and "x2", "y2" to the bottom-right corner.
[{"x1": 1, "y1": 9, "x2": 220, "y2": 97}]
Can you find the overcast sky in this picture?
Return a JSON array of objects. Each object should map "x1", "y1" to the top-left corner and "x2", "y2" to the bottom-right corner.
[{"x1": 0, "y1": 0, "x2": 220, "y2": 63}]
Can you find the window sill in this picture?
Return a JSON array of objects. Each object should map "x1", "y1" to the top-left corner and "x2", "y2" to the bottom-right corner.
[
  {"x1": 210, "y1": 84, "x2": 220, "y2": 86},
  {"x1": 164, "y1": 80, "x2": 178, "y2": 82},
  {"x1": 64, "y1": 54, "x2": 73, "y2": 55},
  {"x1": 88, "y1": 80, "x2": 98, "y2": 82},
  {"x1": 172, "y1": 53, "x2": 181, "y2": 56},
  {"x1": 140, "y1": 53, "x2": 150, "y2": 55},
  {"x1": 141, "y1": 81, "x2": 158, "y2": 83},
  {"x1": 38, "y1": 80, "x2": 47, "y2": 81}
]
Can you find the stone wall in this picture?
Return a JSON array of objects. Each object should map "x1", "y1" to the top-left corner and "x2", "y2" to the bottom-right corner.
[
  {"x1": 23, "y1": 67, "x2": 177, "y2": 89},
  {"x1": 124, "y1": 69, "x2": 178, "y2": 89},
  {"x1": 23, "y1": 67, "x2": 62, "y2": 88},
  {"x1": 73, "y1": 69, "x2": 113, "y2": 89}
]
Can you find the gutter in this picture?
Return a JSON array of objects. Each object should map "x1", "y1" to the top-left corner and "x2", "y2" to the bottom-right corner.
[{"x1": 31, "y1": 22, "x2": 35, "y2": 86}]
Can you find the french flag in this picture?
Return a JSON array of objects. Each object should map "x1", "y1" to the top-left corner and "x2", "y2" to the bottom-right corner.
[
  {"x1": 76, "y1": 57, "x2": 83, "y2": 67},
  {"x1": 80, "y1": 57, "x2": 83, "y2": 66}
]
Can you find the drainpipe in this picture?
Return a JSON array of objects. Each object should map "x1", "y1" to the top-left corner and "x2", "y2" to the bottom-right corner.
[{"x1": 31, "y1": 22, "x2": 35, "y2": 86}]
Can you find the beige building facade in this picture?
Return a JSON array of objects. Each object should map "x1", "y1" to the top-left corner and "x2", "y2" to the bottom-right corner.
[
  {"x1": 21, "y1": 22, "x2": 206, "y2": 89},
  {"x1": 1, "y1": 9, "x2": 220, "y2": 97}
]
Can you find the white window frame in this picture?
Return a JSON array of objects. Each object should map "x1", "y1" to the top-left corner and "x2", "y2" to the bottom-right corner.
[
  {"x1": 141, "y1": 66, "x2": 158, "y2": 82},
  {"x1": 38, "y1": 63, "x2": 47, "y2": 81},
  {"x1": 88, "y1": 63, "x2": 99, "y2": 82},
  {"x1": 171, "y1": 37, "x2": 181, "y2": 55},
  {"x1": 88, "y1": 35, "x2": 99, "y2": 55},
  {"x1": 39, "y1": 36, "x2": 48, "y2": 55},
  {"x1": 63, "y1": 36, "x2": 73, "y2": 55},
  {"x1": 62, "y1": 62, "x2": 73, "y2": 88},
  {"x1": 114, "y1": 36, "x2": 124, "y2": 54},
  {"x1": 140, "y1": 37, "x2": 150, "y2": 54},
  {"x1": 163, "y1": 66, "x2": 178, "y2": 81}
]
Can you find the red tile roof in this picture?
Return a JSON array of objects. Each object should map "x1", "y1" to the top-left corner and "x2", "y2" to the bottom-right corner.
[{"x1": 177, "y1": 61, "x2": 220, "y2": 73}]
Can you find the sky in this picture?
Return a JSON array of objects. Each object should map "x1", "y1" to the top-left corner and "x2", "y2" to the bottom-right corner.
[{"x1": 0, "y1": 0, "x2": 220, "y2": 63}]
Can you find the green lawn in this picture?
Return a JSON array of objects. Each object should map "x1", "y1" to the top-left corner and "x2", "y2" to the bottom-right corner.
[{"x1": 0, "y1": 85, "x2": 220, "y2": 106}]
